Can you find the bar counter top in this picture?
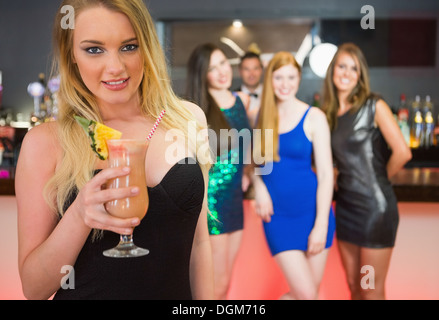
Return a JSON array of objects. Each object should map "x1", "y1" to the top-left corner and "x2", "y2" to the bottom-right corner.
[
  {"x1": 390, "y1": 167, "x2": 439, "y2": 202},
  {"x1": 1, "y1": 168, "x2": 438, "y2": 202},
  {"x1": 0, "y1": 177, "x2": 14, "y2": 196}
]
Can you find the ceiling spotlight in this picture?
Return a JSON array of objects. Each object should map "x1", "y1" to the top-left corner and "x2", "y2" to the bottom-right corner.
[{"x1": 232, "y1": 20, "x2": 243, "y2": 28}]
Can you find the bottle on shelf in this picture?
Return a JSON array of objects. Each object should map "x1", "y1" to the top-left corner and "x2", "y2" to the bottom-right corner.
[
  {"x1": 422, "y1": 95, "x2": 435, "y2": 148},
  {"x1": 396, "y1": 93, "x2": 407, "y2": 114},
  {"x1": 397, "y1": 94, "x2": 410, "y2": 145},
  {"x1": 399, "y1": 94, "x2": 407, "y2": 110},
  {"x1": 409, "y1": 95, "x2": 423, "y2": 148},
  {"x1": 397, "y1": 108, "x2": 410, "y2": 146},
  {"x1": 422, "y1": 95, "x2": 433, "y2": 114},
  {"x1": 312, "y1": 92, "x2": 321, "y2": 108},
  {"x1": 28, "y1": 73, "x2": 56, "y2": 126},
  {"x1": 0, "y1": 70, "x2": 3, "y2": 110},
  {"x1": 27, "y1": 75, "x2": 45, "y2": 127},
  {"x1": 434, "y1": 114, "x2": 439, "y2": 147},
  {"x1": 410, "y1": 95, "x2": 420, "y2": 117},
  {"x1": 424, "y1": 110, "x2": 435, "y2": 148}
]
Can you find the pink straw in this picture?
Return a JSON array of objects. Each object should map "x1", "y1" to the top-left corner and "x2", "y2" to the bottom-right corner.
[{"x1": 147, "y1": 109, "x2": 166, "y2": 141}]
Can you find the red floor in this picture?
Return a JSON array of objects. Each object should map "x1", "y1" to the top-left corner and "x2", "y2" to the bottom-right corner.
[
  {"x1": 228, "y1": 200, "x2": 439, "y2": 300},
  {"x1": 1, "y1": 196, "x2": 438, "y2": 300}
]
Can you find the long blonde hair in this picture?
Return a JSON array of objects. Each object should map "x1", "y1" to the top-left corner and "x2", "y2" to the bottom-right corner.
[
  {"x1": 322, "y1": 42, "x2": 371, "y2": 131},
  {"x1": 46, "y1": 0, "x2": 210, "y2": 224},
  {"x1": 255, "y1": 51, "x2": 301, "y2": 163}
]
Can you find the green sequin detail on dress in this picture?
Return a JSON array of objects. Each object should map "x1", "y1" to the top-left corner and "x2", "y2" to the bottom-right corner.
[{"x1": 207, "y1": 94, "x2": 251, "y2": 235}]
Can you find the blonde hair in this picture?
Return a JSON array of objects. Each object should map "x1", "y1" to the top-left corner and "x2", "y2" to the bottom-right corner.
[
  {"x1": 46, "y1": 0, "x2": 210, "y2": 228},
  {"x1": 255, "y1": 51, "x2": 301, "y2": 163},
  {"x1": 322, "y1": 42, "x2": 371, "y2": 131}
]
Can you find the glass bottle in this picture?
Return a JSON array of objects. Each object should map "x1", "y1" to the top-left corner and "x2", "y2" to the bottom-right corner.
[
  {"x1": 312, "y1": 92, "x2": 321, "y2": 108},
  {"x1": 409, "y1": 96, "x2": 422, "y2": 148},
  {"x1": 397, "y1": 108, "x2": 410, "y2": 146},
  {"x1": 410, "y1": 110, "x2": 424, "y2": 149},
  {"x1": 422, "y1": 96, "x2": 434, "y2": 148},
  {"x1": 424, "y1": 110, "x2": 434, "y2": 148},
  {"x1": 0, "y1": 70, "x2": 3, "y2": 110},
  {"x1": 434, "y1": 114, "x2": 439, "y2": 147}
]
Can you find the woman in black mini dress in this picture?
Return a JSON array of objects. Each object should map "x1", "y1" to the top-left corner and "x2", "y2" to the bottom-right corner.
[{"x1": 322, "y1": 43, "x2": 412, "y2": 299}]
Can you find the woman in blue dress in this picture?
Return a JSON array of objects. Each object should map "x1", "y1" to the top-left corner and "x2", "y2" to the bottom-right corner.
[
  {"x1": 186, "y1": 43, "x2": 251, "y2": 299},
  {"x1": 253, "y1": 51, "x2": 335, "y2": 300}
]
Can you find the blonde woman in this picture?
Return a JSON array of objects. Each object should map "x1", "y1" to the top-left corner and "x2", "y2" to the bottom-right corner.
[
  {"x1": 253, "y1": 51, "x2": 335, "y2": 300},
  {"x1": 16, "y1": 0, "x2": 213, "y2": 300},
  {"x1": 322, "y1": 43, "x2": 411, "y2": 299}
]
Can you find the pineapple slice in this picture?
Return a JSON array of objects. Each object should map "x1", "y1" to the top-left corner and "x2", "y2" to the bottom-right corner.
[{"x1": 74, "y1": 115, "x2": 122, "y2": 160}]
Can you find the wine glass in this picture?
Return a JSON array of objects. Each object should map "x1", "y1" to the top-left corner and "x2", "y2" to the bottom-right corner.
[{"x1": 103, "y1": 139, "x2": 149, "y2": 258}]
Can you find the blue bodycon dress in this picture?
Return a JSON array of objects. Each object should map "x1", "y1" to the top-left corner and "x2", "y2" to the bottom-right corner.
[{"x1": 261, "y1": 107, "x2": 335, "y2": 255}]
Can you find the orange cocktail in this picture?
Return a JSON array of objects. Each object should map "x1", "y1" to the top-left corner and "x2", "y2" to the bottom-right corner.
[
  {"x1": 104, "y1": 139, "x2": 149, "y2": 258},
  {"x1": 105, "y1": 139, "x2": 149, "y2": 220}
]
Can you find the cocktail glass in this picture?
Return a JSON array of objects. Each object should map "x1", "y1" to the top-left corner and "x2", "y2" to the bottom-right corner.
[{"x1": 103, "y1": 139, "x2": 149, "y2": 258}]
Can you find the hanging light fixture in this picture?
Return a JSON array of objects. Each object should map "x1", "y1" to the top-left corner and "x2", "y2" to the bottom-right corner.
[
  {"x1": 309, "y1": 43, "x2": 337, "y2": 78},
  {"x1": 232, "y1": 19, "x2": 243, "y2": 28}
]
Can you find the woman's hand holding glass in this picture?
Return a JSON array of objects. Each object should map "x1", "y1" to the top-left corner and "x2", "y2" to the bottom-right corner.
[{"x1": 72, "y1": 166, "x2": 141, "y2": 236}]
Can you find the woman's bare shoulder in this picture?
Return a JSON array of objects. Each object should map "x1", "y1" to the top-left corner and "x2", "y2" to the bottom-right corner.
[
  {"x1": 182, "y1": 100, "x2": 207, "y2": 126},
  {"x1": 19, "y1": 122, "x2": 61, "y2": 168},
  {"x1": 22, "y1": 121, "x2": 59, "y2": 149}
]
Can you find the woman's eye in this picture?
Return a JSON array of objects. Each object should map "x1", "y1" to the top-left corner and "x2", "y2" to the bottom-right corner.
[
  {"x1": 85, "y1": 47, "x2": 104, "y2": 55},
  {"x1": 122, "y1": 44, "x2": 139, "y2": 52}
]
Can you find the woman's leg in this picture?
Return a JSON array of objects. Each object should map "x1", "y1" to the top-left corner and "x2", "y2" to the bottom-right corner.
[
  {"x1": 227, "y1": 230, "x2": 243, "y2": 275},
  {"x1": 359, "y1": 247, "x2": 393, "y2": 300},
  {"x1": 210, "y1": 230, "x2": 243, "y2": 299},
  {"x1": 307, "y1": 248, "x2": 330, "y2": 298},
  {"x1": 338, "y1": 240, "x2": 394, "y2": 300},
  {"x1": 337, "y1": 240, "x2": 362, "y2": 299},
  {"x1": 274, "y1": 250, "x2": 322, "y2": 300}
]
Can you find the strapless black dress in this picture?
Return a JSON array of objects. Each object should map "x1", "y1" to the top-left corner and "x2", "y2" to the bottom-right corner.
[
  {"x1": 331, "y1": 97, "x2": 398, "y2": 248},
  {"x1": 53, "y1": 158, "x2": 204, "y2": 299}
]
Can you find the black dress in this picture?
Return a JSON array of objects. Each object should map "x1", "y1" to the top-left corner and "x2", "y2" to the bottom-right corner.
[
  {"x1": 53, "y1": 158, "x2": 204, "y2": 299},
  {"x1": 331, "y1": 97, "x2": 398, "y2": 248}
]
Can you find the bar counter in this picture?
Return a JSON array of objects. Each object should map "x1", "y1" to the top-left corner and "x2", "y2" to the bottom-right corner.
[
  {"x1": 0, "y1": 177, "x2": 14, "y2": 196},
  {"x1": 1, "y1": 168, "x2": 438, "y2": 202},
  {"x1": 391, "y1": 167, "x2": 439, "y2": 202}
]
